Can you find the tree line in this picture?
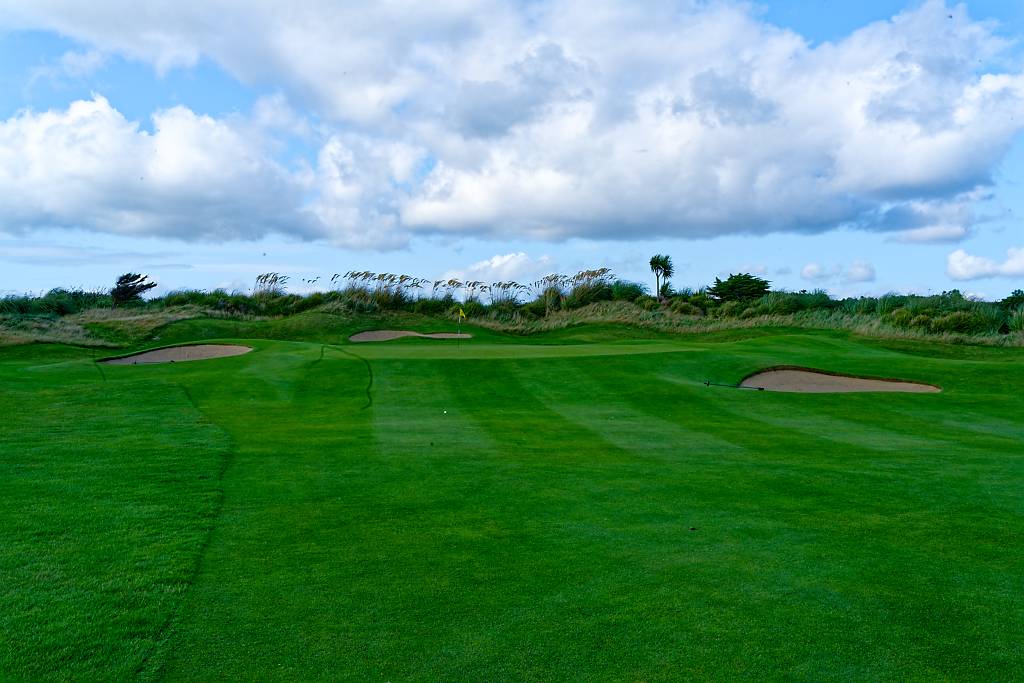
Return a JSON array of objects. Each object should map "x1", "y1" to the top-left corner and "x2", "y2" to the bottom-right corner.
[{"x1": 3, "y1": 261, "x2": 1024, "y2": 336}]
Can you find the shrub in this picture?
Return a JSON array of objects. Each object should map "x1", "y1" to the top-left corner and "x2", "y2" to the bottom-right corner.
[
  {"x1": 611, "y1": 280, "x2": 647, "y2": 302},
  {"x1": 1009, "y1": 306, "x2": 1024, "y2": 332},
  {"x1": 669, "y1": 299, "x2": 702, "y2": 316},
  {"x1": 716, "y1": 301, "x2": 744, "y2": 317},
  {"x1": 488, "y1": 299, "x2": 523, "y2": 320},
  {"x1": 761, "y1": 291, "x2": 800, "y2": 315},
  {"x1": 909, "y1": 314, "x2": 932, "y2": 329},
  {"x1": 522, "y1": 297, "x2": 548, "y2": 317},
  {"x1": 461, "y1": 299, "x2": 487, "y2": 318},
  {"x1": 0, "y1": 289, "x2": 112, "y2": 316},
  {"x1": 338, "y1": 297, "x2": 379, "y2": 314},
  {"x1": 413, "y1": 298, "x2": 448, "y2": 315},
  {"x1": 875, "y1": 295, "x2": 904, "y2": 315},
  {"x1": 564, "y1": 281, "x2": 613, "y2": 309},
  {"x1": 929, "y1": 310, "x2": 1001, "y2": 335},
  {"x1": 886, "y1": 307, "x2": 914, "y2": 327},
  {"x1": 372, "y1": 287, "x2": 411, "y2": 311},
  {"x1": 707, "y1": 273, "x2": 770, "y2": 302},
  {"x1": 540, "y1": 286, "x2": 564, "y2": 313},
  {"x1": 1001, "y1": 290, "x2": 1024, "y2": 311},
  {"x1": 687, "y1": 291, "x2": 714, "y2": 313},
  {"x1": 800, "y1": 289, "x2": 836, "y2": 310},
  {"x1": 163, "y1": 289, "x2": 208, "y2": 308},
  {"x1": 841, "y1": 297, "x2": 877, "y2": 315},
  {"x1": 636, "y1": 295, "x2": 660, "y2": 311},
  {"x1": 739, "y1": 306, "x2": 761, "y2": 319}
]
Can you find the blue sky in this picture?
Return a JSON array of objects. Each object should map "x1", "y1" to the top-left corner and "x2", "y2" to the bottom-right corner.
[{"x1": 1, "y1": 1, "x2": 1024, "y2": 299}]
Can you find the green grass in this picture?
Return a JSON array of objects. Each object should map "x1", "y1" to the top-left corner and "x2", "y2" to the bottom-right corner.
[{"x1": 1, "y1": 327, "x2": 1022, "y2": 680}]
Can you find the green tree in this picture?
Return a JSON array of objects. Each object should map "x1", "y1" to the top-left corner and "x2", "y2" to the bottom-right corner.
[
  {"x1": 1000, "y1": 289, "x2": 1024, "y2": 311},
  {"x1": 707, "y1": 273, "x2": 770, "y2": 302},
  {"x1": 111, "y1": 273, "x2": 157, "y2": 308},
  {"x1": 649, "y1": 255, "x2": 674, "y2": 301}
]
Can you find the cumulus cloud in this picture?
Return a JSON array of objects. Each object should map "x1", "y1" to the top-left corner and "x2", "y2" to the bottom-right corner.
[
  {"x1": 443, "y1": 252, "x2": 554, "y2": 282},
  {"x1": 801, "y1": 260, "x2": 876, "y2": 284},
  {"x1": 1, "y1": 0, "x2": 1023, "y2": 248},
  {"x1": 947, "y1": 247, "x2": 1024, "y2": 280},
  {"x1": 0, "y1": 96, "x2": 427, "y2": 247},
  {"x1": 893, "y1": 224, "x2": 970, "y2": 243},
  {"x1": 843, "y1": 260, "x2": 876, "y2": 283},
  {"x1": 800, "y1": 263, "x2": 835, "y2": 282},
  {"x1": 310, "y1": 134, "x2": 428, "y2": 249},
  {"x1": 0, "y1": 96, "x2": 317, "y2": 240}
]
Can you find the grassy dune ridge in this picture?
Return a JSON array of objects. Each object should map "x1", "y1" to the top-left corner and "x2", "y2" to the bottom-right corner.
[
  {"x1": 1, "y1": 324, "x2": 1022, "y2": 679},
  {"x1": 4, "y1": 300, "x2": 1024, "y2": 350}
]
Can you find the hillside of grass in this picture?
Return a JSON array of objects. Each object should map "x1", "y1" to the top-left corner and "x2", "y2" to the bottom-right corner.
[
  {"x1": 6, "y1": 271, "x2": 1024, "y2": 350},
  {"x1": 4, "y1": 297, "x2": 1024, "y2": 351}
]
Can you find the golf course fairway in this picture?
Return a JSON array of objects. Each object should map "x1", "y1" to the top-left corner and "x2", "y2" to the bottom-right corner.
[{"x1": 2, "y1": 327, "x2": 1022, "y2": 680}]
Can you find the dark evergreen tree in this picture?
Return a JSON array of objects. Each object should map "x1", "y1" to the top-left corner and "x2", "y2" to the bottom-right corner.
[
  {"x1": 707, "y1": 273, "x2": 770, "y2": 302},
  {"x1": 111, "y1": 273, "x2": 157, "y2": 307}
]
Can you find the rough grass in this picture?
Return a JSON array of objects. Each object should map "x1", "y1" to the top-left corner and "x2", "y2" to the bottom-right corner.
[
  {"x1": 0, "y1": 315, "x2": 109, "y2": 347},
  {"x1": 472, "y1": 301, "x2": 1024, "y2": 346},
  {"x1": 5, "y1": 301, "x2": 1024, "y2": 350},
  {"x1": 2, "y1": 330, "x2": 1022, "y2": 679}
]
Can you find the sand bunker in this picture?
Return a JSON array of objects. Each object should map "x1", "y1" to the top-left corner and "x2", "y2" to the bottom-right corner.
[
  {"x1": 740, "y1": 368, "x2": 940, "y2": 393},
  {"x1": 102, "y1": 344, "x2": 252, "y2": 365},
  {"x1": 349, "y1": 330, "x2": 472, "y2": 342}
]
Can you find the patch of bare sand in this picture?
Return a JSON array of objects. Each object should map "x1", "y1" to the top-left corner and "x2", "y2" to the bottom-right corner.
[
  {"x1": 102, "y1": 344, "x2": 252, "y2": 365},
  {"x1": 740, "y1": 368, "x2": 940, "y2": 393},
  {"x1": 349, "y1": 330, "x2": 472, "y2": 342}
]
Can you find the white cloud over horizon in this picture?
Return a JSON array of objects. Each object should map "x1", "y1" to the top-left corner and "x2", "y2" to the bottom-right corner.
[
  {"x1": 947, "y1": 247, "x2": 1024, "y2": 280},
  {"x1": 1, "y1": 1, "x2": 1023, "y2": 250},
  {"x1": 801, "y1": 260, "x2": 877, "y2": 284},
  {"x1": 443, "y1": 251, "x2": 555, "y2": 284},
  {"x1": 0, "y1": 96, "x2": 316, "y2": 241}
]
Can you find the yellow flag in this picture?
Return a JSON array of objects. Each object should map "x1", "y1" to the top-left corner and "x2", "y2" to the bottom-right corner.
[{"x1": 458, "y1": 307, "x2": 466, "y2": 320}]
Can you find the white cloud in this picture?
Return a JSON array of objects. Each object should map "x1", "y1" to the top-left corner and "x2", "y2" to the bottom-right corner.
[
  {"x1": 947, "y1": 247, "x2": 1024, "y2": 280},
  {"x1": 310, "y1": 134, "x2": 428, "y2": 249},
  {"x1": 0, "y1": 96, "x2": 433, "y2": 248},
  {"x1": 843, "y1": 260, "x2": 876, "y2": 283},
  {"x1": 1, "y1": 1, "x2": 1023, "y2": 248},
  {"x1": 58, "y1": 49, "x2": 105, "y2": 77},
  {"x1": 893, "y1": 225, "x2": 970, "y2": 243},
  {"x1": 0, "y1": 96, "x2": 318, "y2": 241},
  {"x1": 800, "y1": 263, "x2": 834, "y2": 282},
  {"x1": 443, "y1": 251, "x2": 554, "y2": 283},
  {"x1": 25, "y1": 48, "x2": 107, "y2": 93},
  {"x1": 801, "y1": 260, "x2": 876, "y2": 284}
]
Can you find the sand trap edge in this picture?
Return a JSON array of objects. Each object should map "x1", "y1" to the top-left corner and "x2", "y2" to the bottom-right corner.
[
  {"x1": 349, "y1": 330, "x2": 473, "y2": 343},
  {"x1": 99, "y1": 343, "x2": 253, "y2": 365},
  {"x1": 738, "y1": 365, "x2": 941, "y2": 393}
]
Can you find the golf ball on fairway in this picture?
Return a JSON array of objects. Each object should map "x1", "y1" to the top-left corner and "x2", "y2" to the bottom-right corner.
[{"x1": 443, "y1": 410, "x2": 447, "y2": 414}]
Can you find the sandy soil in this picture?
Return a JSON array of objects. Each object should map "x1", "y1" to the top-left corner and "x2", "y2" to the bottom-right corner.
[
  {"x1": 349, "y1": 330, "x2": 472, "y2": 342},
  {"x1": 102, "y1": 344, "x2": 253, "y2": 365},
  {"x1": 740, "y1": 368, "x2": 940, "y2": 393}
]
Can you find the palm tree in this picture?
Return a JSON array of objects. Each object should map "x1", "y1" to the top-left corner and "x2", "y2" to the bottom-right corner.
[{"x1": 649, "y1": 254, "x2": 674, "y2": 300}]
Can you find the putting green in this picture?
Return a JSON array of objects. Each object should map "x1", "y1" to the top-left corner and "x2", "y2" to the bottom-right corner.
[{"x1": 1, "y1": 330, "x2": 1022, "y2": 680}]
